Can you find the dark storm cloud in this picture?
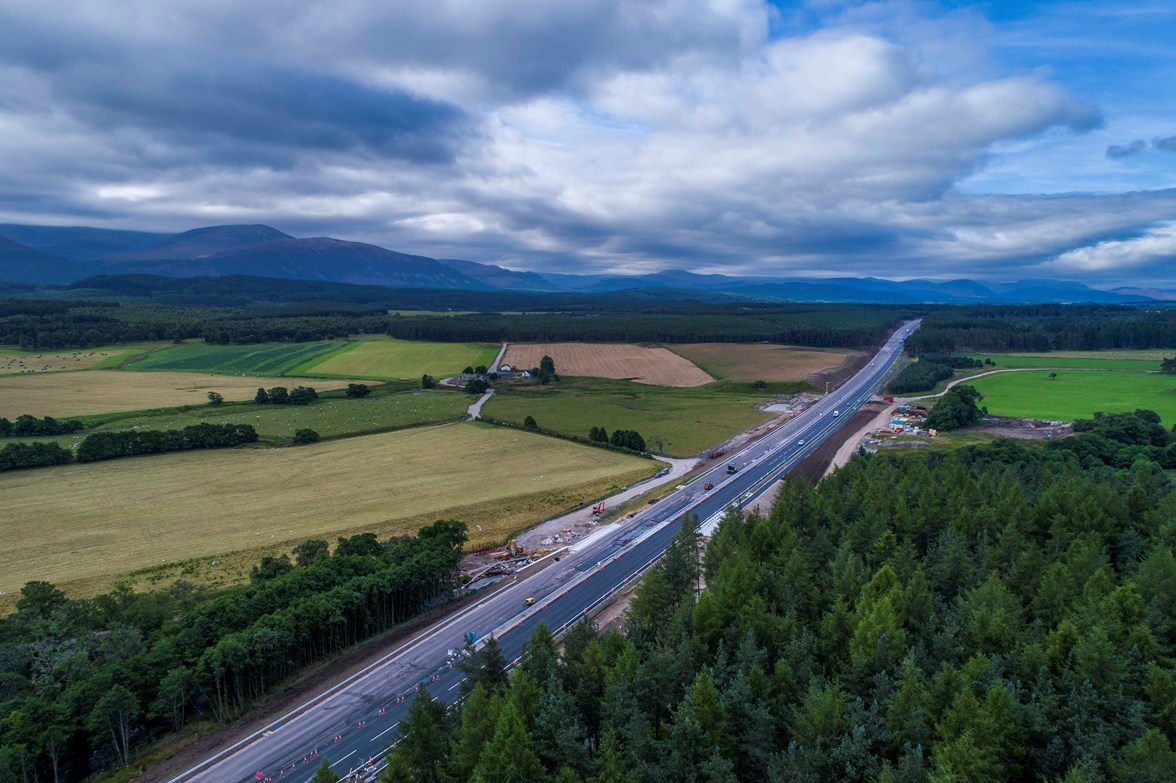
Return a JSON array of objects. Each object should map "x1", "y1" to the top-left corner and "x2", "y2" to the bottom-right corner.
[{"x1": 58, "y1": 63, "x2": 472, "y2": 166}]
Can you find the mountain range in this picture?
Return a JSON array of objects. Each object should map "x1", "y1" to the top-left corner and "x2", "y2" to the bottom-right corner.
[{"x1": 0, "y1": 222, "x2": 1169, "y2": 304}]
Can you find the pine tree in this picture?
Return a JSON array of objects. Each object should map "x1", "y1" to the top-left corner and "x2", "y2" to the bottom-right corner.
[
  {"x1": 471, "y1": 701, "x2": 546, "y2": 783},
  {"x1": 392, "y1": 685, "x2": 450, "y2": 783},
  {"x1": 313, "y1": 757, "x2": 337, "y2": 783}
]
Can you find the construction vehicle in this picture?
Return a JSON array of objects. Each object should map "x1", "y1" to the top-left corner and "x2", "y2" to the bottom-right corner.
[
  {"x1": 591, "y1": 502, "x2": 605, "y2": 515},
  {"x1": 499, "y1": 539, "x2": 527, "y2": 560},
  {"x1": 726, "y1": 463, "x2": 737, "y2": 474}
]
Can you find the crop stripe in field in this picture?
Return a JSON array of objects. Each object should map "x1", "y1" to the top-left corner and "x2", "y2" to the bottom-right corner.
[{"x1": 286, "y1": 340, "x2": 362, "y2": 376}]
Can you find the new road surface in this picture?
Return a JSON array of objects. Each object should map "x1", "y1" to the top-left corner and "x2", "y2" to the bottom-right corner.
[{"x1": 173, "y1": 320, "x2": 921, "y2": 783}]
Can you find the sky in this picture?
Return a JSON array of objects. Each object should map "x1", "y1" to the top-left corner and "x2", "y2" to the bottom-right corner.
[{"x1": 0, "y1": 0, "x2": 1174, "y2": 286}]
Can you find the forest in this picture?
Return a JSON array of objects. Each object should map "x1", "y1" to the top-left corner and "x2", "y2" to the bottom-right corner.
[
  {"x1": 0, "y1": 521, "x2": 467, "y2": 782},
  {"x1": 383, "y1": 413, "x2": 1176, "y2": 783},
  {"x1": 0, "y1": 298, "x2": 916, "y2": 350},
  {"x1": 906, "y1": 305, "x2": 1176, "y2": 353}
]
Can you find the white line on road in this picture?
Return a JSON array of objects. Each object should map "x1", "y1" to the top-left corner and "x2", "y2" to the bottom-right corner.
[{"x1": 372, "y1": 722, "x2": 399, "y2": 741}]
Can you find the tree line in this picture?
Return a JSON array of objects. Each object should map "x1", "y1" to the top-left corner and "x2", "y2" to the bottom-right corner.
[
  {"x1": 1, "y1": 299, "x2": 916, "y2": 350},
  {"x1": 255, "y1": 385, "x2": 318, "y2": 405},
  {"x1": 75, "y1": 422, "x2": 259, "y2": 462},
  {"x1": 0, "y1": 415, "x2": 84, "y2": 437},
  {"x1": 907, "y1": 304, "x2": 1176, "y2": 353},
  {"x1": 0, "y1": 521, "x2": 467, "y2": 781},
  {"x1": 887, "y1": 354, "x2": 986, "y2": 395},
  {"x1": 381, "y1": 418, "x2": 1176, "y2": 783}
]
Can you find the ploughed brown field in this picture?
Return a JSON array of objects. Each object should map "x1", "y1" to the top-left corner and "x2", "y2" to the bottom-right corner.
[{"x1": 503, "y1": 343, "x2": 715, "y2": 387}]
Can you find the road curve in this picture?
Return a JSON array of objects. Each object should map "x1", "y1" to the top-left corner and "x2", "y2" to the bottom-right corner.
[{"x1": 174, "y1": 320, "x2": 921, "y2": 783}]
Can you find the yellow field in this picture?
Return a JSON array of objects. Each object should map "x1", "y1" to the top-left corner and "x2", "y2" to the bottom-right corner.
[
  {"x1": 0, "y1": 423, "x2": 654, "y2": 601},
  {"x1": 296, "y1": 339, "x2": 501, "y2": 380},
  {"x1": 668, "y1": 343, "x2": 848, "y2": 381},
  {"x1": 503, "y1": 343, "x2": 715, "y2": 387},
  {"x1": 0, "y1": 345, "x2": 148, "y2": 375},
  {"x1": 0, "y1": 370, "x2": 366, "y2": 418}
]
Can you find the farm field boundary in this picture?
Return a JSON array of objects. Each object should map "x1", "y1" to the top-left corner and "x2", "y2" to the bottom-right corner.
[
  {"x1": 668, "y1": 342, "x2": 848, "y2": 382},
  {"x1": 966, "y1": 369, "x2": 1176, "y2": 423},
  {"x1": 0, "y1": 370, "x2": 366, "y2": 418},
  {"x1": 0, "y1": 422, "x2": 655, "y2": 604},
  {"x1": 972, "y1": 350, "x2": 1168, "y2": 371},
  {"x1": 503, "y1": 342, "x2": 714, "y2": 387},
  {"x1": 292, "y1": 338, "x2": 500, "y2": 380},
  {"x1": 483, "y1": 378, "x2": 775, "y2": 457},
  {"x1": 6, "y1": 389, "x2": 468, "y2": 449},
  {"x1": 0, "y1": 344, "x2": 155, "y2": 374}
]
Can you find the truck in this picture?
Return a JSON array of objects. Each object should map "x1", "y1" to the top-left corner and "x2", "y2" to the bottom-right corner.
[{"x1": 726, "y1": 463, "x2": 737, "y2": 474}]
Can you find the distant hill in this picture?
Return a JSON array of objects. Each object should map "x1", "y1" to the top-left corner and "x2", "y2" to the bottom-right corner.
[
  {"x1": 0, "y1": 224, "x2": 168, "y2": 259},
  {"x1": 103, "y1": 237, "x2": 484, "y2": 289},
  {"x1": 0, "y1": 221, "x2": 1161, "y2": 304},
  {"x1": 551, "y1": 268, "x2": 1150, "y2": 305},
  {"x1": 0, "y1": 236, "x2": 89, "y2": 284},
  {"x1": 1113, "y1": 286, "x2": 1176, "y2": 301},
  {"x1": 106, "y1": 224, "x2": 293, "y2": 261},
  {"x1": 437, "y1": 258, "x2": 561, "y2": 290}
]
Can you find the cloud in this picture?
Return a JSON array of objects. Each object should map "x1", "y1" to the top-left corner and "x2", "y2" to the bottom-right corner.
[
  {"x1": 0, "y1": 0, "x2": 1166, "y2": 285},
  {"x1": 1106, "y1": 134, "x2": 1176, "y2": 160},
  {"x1": 1153, "y1": 135, "x2": 1176, "y2": 153},
  {"x1": 1107, "y1": 139, "x2": 1147, "y2": 159},
  {"x1": 1042, "y1": 221, "x2": 1176, "y2": 276}
]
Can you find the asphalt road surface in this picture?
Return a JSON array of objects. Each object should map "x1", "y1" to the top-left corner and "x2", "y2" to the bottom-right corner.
[{"x1": 174, "y1": 319, "x2": 921, "y2": 783}]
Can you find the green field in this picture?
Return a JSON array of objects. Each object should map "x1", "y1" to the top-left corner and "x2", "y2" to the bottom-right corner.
[
  {"x1": 0, "y1": 344, "x2": 156, "y2": 374},
  {"x1": 293, "y1": 338, "x2": 500, "y2": 380},
  {"x1": 973, "y1": 351, "x2": 1167, "y2": 371},
  {"x1": 10, "y1": 389, "x2": 468, "y2": 448},
  {"x1": 482, "y1": 378, "x2": 774, "y2": 457},
  {"x1": 0, "y1": 422, "x2": 656, "y2": 602},
  {"x1": 123, "y1": 341, "x2": 347, "y2": 375},
  {"x1": 968, "y1": 370, "x2": 1176, "y2": 424}
]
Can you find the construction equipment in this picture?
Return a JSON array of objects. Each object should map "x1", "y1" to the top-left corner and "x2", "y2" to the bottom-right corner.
[
  {"x1": 499, "y1": 539, "x2": 527, "y2": 560},
  {"x1": 591, "y1": 501, "x2": 605, "y2": 515}
]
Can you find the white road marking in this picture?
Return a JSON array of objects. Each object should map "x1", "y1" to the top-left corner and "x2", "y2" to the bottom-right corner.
[{"x1": 372, "y1": 722, "x2": 399, "y2": 741}]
